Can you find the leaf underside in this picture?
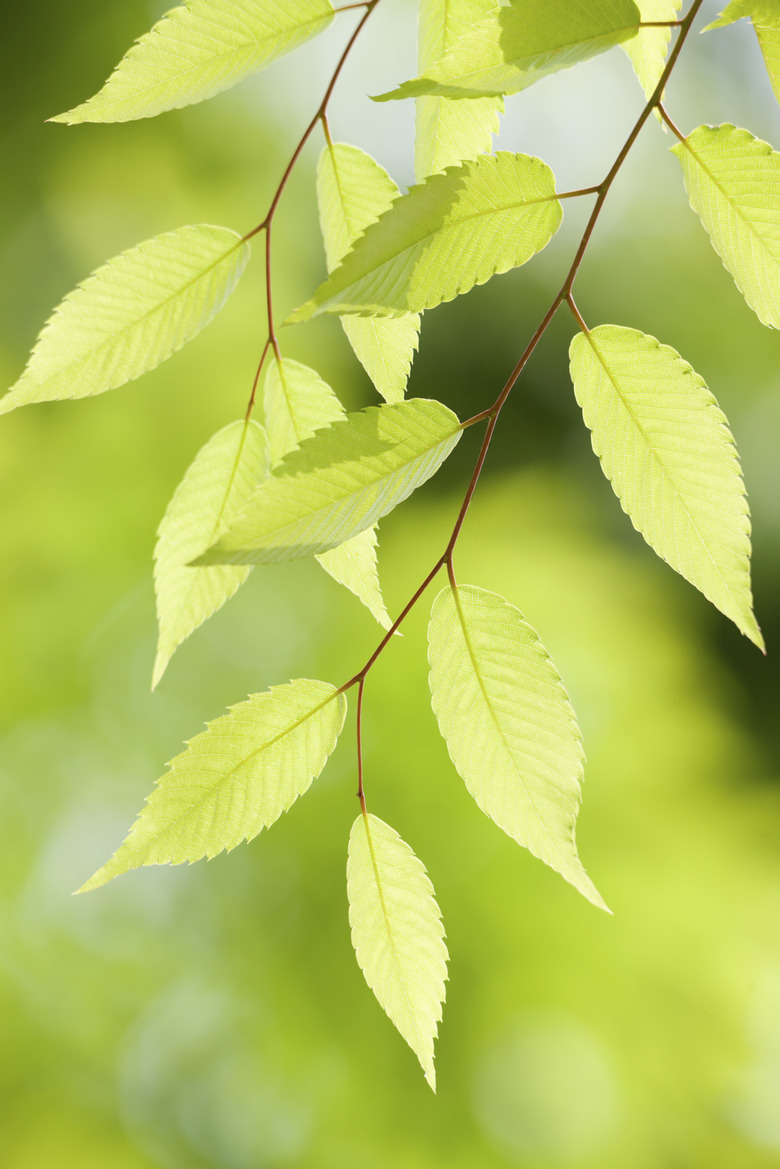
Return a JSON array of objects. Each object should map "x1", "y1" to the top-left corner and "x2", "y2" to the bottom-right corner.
[{"x1": 622, "y1": 0, "x2": 682, "y2": 103}]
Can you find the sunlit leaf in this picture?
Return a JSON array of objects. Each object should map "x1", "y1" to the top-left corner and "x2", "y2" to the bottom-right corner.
[
  {"x1": 570, "y1": 325, "x2": 762, "y2": 647},
  {"x1": 671, "y1": 124, "x2": 780, "y2": 329},
  {"x1": 622, "y1": 0, "x2": 682, "y2": 103},
  {"x1": 0, "y1": 225, "x2": 249, "y2": 414},
  {"x1": 289, "y1": 152, "x2": 561, "y2": 322},
  {"x1": 706, "y1": 2, "x2": 780, "y2": 104},
  {"x1": 79, "y1": 679, "x2": 347, "y2": 891},
  {"x1": 51, "y1": 0, "x2": 335, "y2": 123},
  {"x1": 348, "y1": 812, "x2": 448, "y2": 1091}
]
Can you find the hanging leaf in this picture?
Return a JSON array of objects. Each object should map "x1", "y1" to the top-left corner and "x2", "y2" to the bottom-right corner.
[
  {"x1": 569, "y1": 325, "x2": 762, "y2": 647},
  {"x1": 622, "y1": 0, "x2": 682, "y2": 103},
  {"x1": 196, "y1": 398, "x2": 462, "y2": 565},
  {"x1": 428, "y1": 583, "x2": 607, "y2": 910},
  {"x1": 79, "y1": 679, "x2": 347, "y2": 891},
  {"x1": 152, "y1": 420, "x2": 270, "y2": 690},
  {"x1": 317, "y1": 144, "x2": 420, "y2": 403},
  {"x1": 671, "y1": 124, "x2": 780, "y2": 329},
  {"x1": 373, "y1": 0, "x2": 640, "y2": 101},
  {"x1": 288, "y1": 152, "x2": 561, "y2": 322},
  {"x1": 706, "y1": 3, "x2": 780, "y2": 105},
  {"x1": 0, "y1": 225, "x2": 249, "y2": 414},
  {"x1": 348, "y1": 812, "x2": 448, "y2": 1091},
  {"x1": 51, "y1": 0, "x2": 336, "y2": 124}
]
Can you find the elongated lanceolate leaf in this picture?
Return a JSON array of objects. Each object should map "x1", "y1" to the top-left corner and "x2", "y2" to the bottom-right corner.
[
  {"x1": 0, "y1": 226, "x2": 249, "y2": 415},
  {"x1": 671, "y1": 124, "x2": 780, "y2": 329},
  {"x1": 348, "y1": 812, "x2": 448, "y2": 1091},
  {"x1": 373, "y1": 0, "x2": 640, "y2": 101},
  {"x1": 263, "y1": 358, "x2": 391, "y2": 629},
  {"x1": 153, "y1": 420, "x2": 270, "y2": 689},
  {"x1": 289, "y1": 153, "x2": 562, "y2": 322},
  {"x1": 80, "y1": 679, "x2": 347, "y2": 891},
  {"x1": 706, "y1": 3, "x2": 780, "y2": 105},
  {"x1": 196, "y1": 398, "x2": 462, "y2": 565},
  {"x1": 317, "y1": 144, "x2": 420, "y2": 403},
  {"x1": 415, "y1": 0, "x2": 503, "y2": 179},
  {"x1": 622, "y1": 0, "x2": 682, "y2": 102},
  {"x1": 51, "y1": 0, "x2": 335, "y2": 123},
  {"x1": 570, "y1": 325, "x2": 762, "y2": 647}
]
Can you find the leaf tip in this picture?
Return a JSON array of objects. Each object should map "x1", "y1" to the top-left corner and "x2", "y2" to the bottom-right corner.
[{"x1": 284, "y1": 300, "x2": 318, "y2": 326}]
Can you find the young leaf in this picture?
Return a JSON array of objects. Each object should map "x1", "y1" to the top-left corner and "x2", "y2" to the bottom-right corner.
[
  {"x1": 152, "y1": 420, "x2": 270, "y2": 690},
  {"x1": 288, "y1": 152, "x2": 562, "y2": 322},
  {"x1": 415, "y1": 0, "x2": 503, "y2": 179},
  {"x1": 428, "y1": 584, "x2": 607, "y2": 911},
  {"x1": 706, "y1": 3, "x2": 780, "y2": 105},
  {"x1": 347, "y1": 812, "x2": 448, "y2": 1092},
  {"x1": 671, "y1": 124, "x2": 780, "y2": 329},
  {"x1": 317, "y1": 144, "x2": 420, "y2": 403},
  {"x1": 569, "y1": 325, "x2": 762, "y2": 648},
  {"x1": 372, "y1": 0, "x2": 640, "y2": 101},
  {"x1": 0, "y1": 225, "x2": 249, "y2": 415},
  {"x1": 51, "y1": 0, "x2": 336, "y2": 124},
  {"x1": 622, "y1": 0, "x2": 682, "y2": 102},
  {"x1": 197, "y1": 398, "x2": 462, "y2": 565},
  {"x1": 79, "y1": 679, "x2": 347, "y2": 892}
]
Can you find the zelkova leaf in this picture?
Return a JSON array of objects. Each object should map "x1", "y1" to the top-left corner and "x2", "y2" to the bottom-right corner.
[
  {"x1": 622, "y1": 0, "x2": 682, "y2": 102},
  {"x1": 152, "y1": 420, "x2": 270, "y2": 690},
  {"x1": 0, "y1": 225, "x2": 249, "y2": 415},
  {"x1": 288, "y1": 152, "x2": 562, "y2": 322},
  {"x1": 80, "y1": 679, "x2": 347, "y2": 892},
  {"x1": 51, "y1": 0, "x2": 335, "y2": 124},
  {"x1": 706, "y1": 3, "x2": 780, "y2": 106},
  {"x1": 569, "y1": 326, "x2": 762, "y2": 647},
  {"x1": 372, "y1": 0, "x2": 640, "y2": 101},
  {"x1": 263, "y1": 358, "x2": 392, "y2": 629},
  {"x1": 671, "y1": 124, "x2": 780, "y2": 329},
  {"x1": 196, "y1": 398, "x2": 462, "y2": 566},
  {"x1": 415, "y1": 0, "x2": 503, "y2": 179},
  {"x1": 347, "y1": 813, "x2": 448, "y2": 1092},
  {"x1": 317, "y1": 144, "x2": 420, "y2": 403},
  {"x1": 428, "y1": 584, "x2": 608, "y2": 911}
]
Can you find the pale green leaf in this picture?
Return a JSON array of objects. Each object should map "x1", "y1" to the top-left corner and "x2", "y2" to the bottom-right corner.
[
  {"x1": 317, "y1": 144, "x2": 420, "y2": 402},
  {"x1": 622, "y1": 0, "x2": 682, "y2": 103},
  {"x1": 415, "y1": 0, "x2": 503, "y2": 179},
  {"x1": 0, "y1": 225, "x2": 249, "y2": 415},
  {"x1": 569, "y1": 325, "x2": 762, "y2": 647},
  {"x1": 348, "y1": 812, "x2": 448, "y2": 1091},
  {"x1": 671, "y1": 124, "x2": 780, "y2": 329},
  {"x1": 51, "y1": 0, "x2": 335, "y2": 124},
  {"x1": 705, "y1": 3, "x2": 780, "y2": 105},
  {"x1": 428, "y1": 584, "x2": 608, "y2": 911},
  {"x1": 79, "y1": 679, "x2": 347, "y2": 891},
  {"x1": 316, "y1": 530, "x2": 392, "y2": 631},
  {"x1": 289, "y1": 152, "x2": 562, "y2": 322},
  {"x1": 373, "y1": 0, "x2": 640, "y2": 101},
  {"x1": 152, "y1": 420, "x2": 270, "y2": 690},
  {"x1": 196, "y1": 398, "x2": 462, "y2": 565}
]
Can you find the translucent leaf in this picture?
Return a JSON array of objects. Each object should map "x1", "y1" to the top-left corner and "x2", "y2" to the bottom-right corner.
[
  {"x1": 671, "y1": 124, "x2": 780, "y2": 329},
  {"x1": 348, "y1": 812, "x2": 448, "y2": 1091},
  {"x1": 373, "y1": 0, "x2": 640, "y2": 101},
  {"x1": 263, "y1": 357, "x2": 391, "y2": 629},
  {"x1": 569, "y1": 325, "x2": 762, "y2": 648},
  {"x1": 197, "y1": 398, "x2": 462, "y2": 565},
  {"x1": 0, "y1": 225, "x2": 249, "y2": 415},
  {"x1": 79, "y1": 679, "x2": 347, "y2": 891},
  {"x1": 706, "y1": 3, "x2": 780, "y2": 105},
  {"x1": 289, "y1": 153, "x2": 561, "y2": 322},
  {"x1": 317, "y1": 144, "x2": 420, "y2": 402},
  {"x1": 152, "y1": 420, "x2": 270, "y2": 689},
  {"x1": 428, "y1": 584, "x2": 608, "y2": 910},
  {"x1": 415, "y1": 0, "x2": 503, "y2": 179},
  {"x1": 51, "y1": 0, "x2": 335, "y2": 124},
  {"x1": 622, "y1": 0, "x2": 682, "y2": 102}
]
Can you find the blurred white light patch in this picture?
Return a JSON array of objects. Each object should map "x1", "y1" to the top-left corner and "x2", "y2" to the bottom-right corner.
[{"x1": 728, "y1": 968, "x2": 780, "y2": 1150}]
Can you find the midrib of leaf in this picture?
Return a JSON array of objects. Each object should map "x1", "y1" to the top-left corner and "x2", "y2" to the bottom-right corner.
[
  {"x1": 680, "y1": 133, "x2": 774, "y2": 257},
  {"x1": 326, "y1": 142, "x2": 361, "y2": 242},
  {"x1": 276, "y1": 359, "x2": 309, "y2": 447}
]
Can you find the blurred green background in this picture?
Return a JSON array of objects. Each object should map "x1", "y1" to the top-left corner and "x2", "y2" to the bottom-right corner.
[{"x1": 2, "y1": 2, "x2": 780, "y2": 1166}]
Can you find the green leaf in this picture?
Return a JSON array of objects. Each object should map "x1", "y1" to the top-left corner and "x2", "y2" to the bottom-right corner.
[
  {"x1": 197, "y1": 398, "x2": 462, "y2": 565},
  {"x1": 415, "y1": 0, "x2": 504, "y2": 179},
  {"x1": 705, "y1": 3, "x2": 780, "y2": 106},
  {"x1": 288, "y1": 152, "x2": 562, "y2": 322},
  {"x1": 51, "y1": 0, "x2": 336, "y2": 124},
  {"x1": 0, "y1": 225, "x2": 249, "y2": 415},
  {"x1": 372, "y1": 0, "x2": 640, "y2": 101},
  {"x1": 152, "y1": 420, "x2": 270, "y2": 690},
  {"x1": 317, "y1": 144, "x2": 420, "y2": 403},
  {"x1": 622, "y1": 0, "x2": 682, "y2": 102},
  {"x1": 348, "y1": 812, "x2": 448, "y2": 1091},
  {"x1": 79, "y1": 679, "x2": 347, "y2": 892},
  {"x1": 569, "y1": 325, "x2": 762, "y2": 648},
  {"x1": 671, "y1": 124, "x2": 780, "y2": 329},
  {"x1": 428, "y1": 584, "x2": 607, "y2": 910}
]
